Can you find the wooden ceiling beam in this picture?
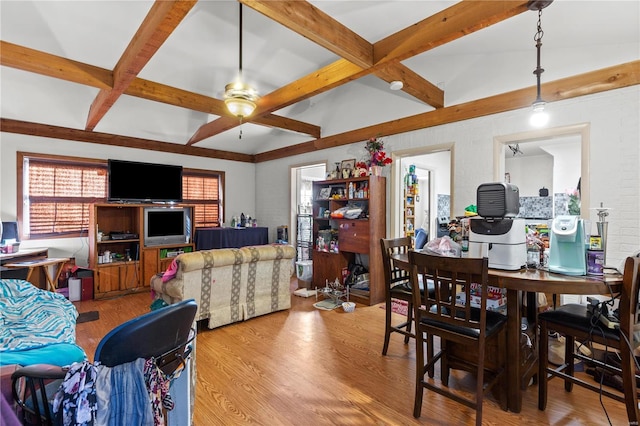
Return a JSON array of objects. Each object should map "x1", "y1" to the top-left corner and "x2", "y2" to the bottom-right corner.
[
  {"x1": 374, "y1": 62, "x2": 445, "y2": 109},
  {"x1": 373, "y1": 0, "x2": 530, "y2": 65},
  {"x1": 0, "y1": 118, "x2": 255, "y2": 163},
  {"x1": 255, "y1": 61, "x2": 640, "y2": 162},
  {"x1": 0, "y1": 41, "x2": 112, "y2": 89},
  {"x1": 85, "y1": 0, "x2": 197, "y2": 131},
  {"x1": 242, "y1": 0, "x2": 373, "y2": 69},
  {"x1": 188, "y1": 0, "x2": 528, "y2": 145},
  {"x1": 0, "y1": 42, "x2": 320, "y2": 137}
]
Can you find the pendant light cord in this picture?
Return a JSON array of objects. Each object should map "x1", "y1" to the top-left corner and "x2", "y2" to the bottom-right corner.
[
  {"x1": 533, "y1": 9, "x2": 545, "y2": 102},
  {"x1": 238, "y1": 3, "x2": 243, "y2": 81}
]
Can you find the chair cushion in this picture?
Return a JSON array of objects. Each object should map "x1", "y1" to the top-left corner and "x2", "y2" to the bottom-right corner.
[
  {"x1": 538, "y1": 303, "x2": 620, "y2": 342},
  {"x1": 415, "y1": 228, "x2": 428, "y2": 250},
  {"x1": 421, "y1": 308, "x2": 507, "y2": 338},
  {"x1": 390, "y1": 277, "x2": 435, "y2": 298},
  {"x1": 390, "y1": 281, "x2": 413, "y2": 298}
]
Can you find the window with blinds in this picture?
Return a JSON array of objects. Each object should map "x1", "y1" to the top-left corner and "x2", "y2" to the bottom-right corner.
[
  {"x1": 182, "y1": 170, "x2": 223, "y2": 228},
  {"x1": 20, "y1": 154, "x2": 107, "y2": 238},
  {"x1": 19, "y1": 153, "x2": 224, "y2": 240}
]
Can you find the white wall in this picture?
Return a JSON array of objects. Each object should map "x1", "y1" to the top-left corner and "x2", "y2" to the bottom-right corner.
[
  {"x1": 2, "y1": 86, "x2": 638, "y2": 271},
  {"x1": 0, "y1": 138, "x2": 255, "y2": 266},
  {"x1": 256, "y1": 86, "x2": 640, "y2": 270},
  {"x1": 506, "y1": 154, "x2": 554, "y2": 196}
]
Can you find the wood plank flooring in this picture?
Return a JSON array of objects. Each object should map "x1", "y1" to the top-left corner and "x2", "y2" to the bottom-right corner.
[{"x1": 73, "y1": 281, "x2": 629, "y2": 425}]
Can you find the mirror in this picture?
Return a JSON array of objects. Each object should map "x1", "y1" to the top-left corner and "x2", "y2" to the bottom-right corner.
[{"x1": 493, "y1": 123, "x2": 590, "y2": 219}]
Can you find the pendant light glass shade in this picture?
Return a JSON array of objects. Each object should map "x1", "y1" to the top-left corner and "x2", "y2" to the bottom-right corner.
[
  {"x1": 224, "y1": 81, "x2": 258, "y2": 118},
  {"x1": 530, "y1": 100, "x2": 549, "y2": 127}
]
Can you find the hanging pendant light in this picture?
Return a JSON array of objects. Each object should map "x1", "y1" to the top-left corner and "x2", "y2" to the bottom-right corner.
[
  {"x1": 224, "y1": 4, "x2": 259, "y2": 121},
  {"x1": 528, "y1": 0, "x2": 553, "y2": 127}
]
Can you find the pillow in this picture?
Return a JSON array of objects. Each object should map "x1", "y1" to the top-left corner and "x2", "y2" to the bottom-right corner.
[
  {"x1": 415, "y1": 228, "x2": 428, "y2": 250},
  {"x1": 0, "y1": 343, "x2": 86, "y2": 367},
  {"x1": 162, "y1": 258, "x2": 179, "y2": 283}
]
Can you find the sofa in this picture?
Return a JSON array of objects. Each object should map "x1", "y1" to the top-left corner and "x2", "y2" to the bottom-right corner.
[{"x1": 150, "y1": 244, "x2": 295, "y2": 330}]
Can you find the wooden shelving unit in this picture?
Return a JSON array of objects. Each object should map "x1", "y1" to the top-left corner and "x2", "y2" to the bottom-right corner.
[
  {"x1": 311, "y1": 176, "x2": 386, "y2": 305},
  {"x1": 89, "y1": 203, "x2": 194, "y2": 299}
]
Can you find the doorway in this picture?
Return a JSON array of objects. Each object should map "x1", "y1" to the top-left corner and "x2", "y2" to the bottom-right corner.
[
  {"x1": 390, "y1": 144, "x2": 453, "y2": 243},
  {"x1": 290, "y1": 163, "x2": 326, "y2": 261}
]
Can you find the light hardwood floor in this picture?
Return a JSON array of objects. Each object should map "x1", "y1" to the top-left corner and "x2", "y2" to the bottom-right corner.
[{"x1": 73, "y1": 280, "x2": 629, "y2": 425}]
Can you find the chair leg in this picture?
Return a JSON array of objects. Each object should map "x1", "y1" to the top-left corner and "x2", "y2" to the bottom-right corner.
[
  {"x1": 475, "y1": 346, "x2": 486, "y2": 426},
  {"x1": 427, "y1": 333, "x2": 434, "y2": 378},
  {"x1": 620, "y1": 340, "x2": 640, "y2": 423},
  {"x1": 404, "y1": 302, "x2": 413, "y2": 344},
  {"x1": 538, "y1": 321, "x2": 549, "y2": 410},
  {"x1": 441, "y1": 340, "x2": 450, "y2": 387},
  {"x1": 382, "y1": 299, "x2": 392, "y2": 356},
  {"x1": 413, "y1": 329, "x2": 425, "y2": 418},
  {"x1": 564, "y1": 335, "x2": 575, "y2": 392}
]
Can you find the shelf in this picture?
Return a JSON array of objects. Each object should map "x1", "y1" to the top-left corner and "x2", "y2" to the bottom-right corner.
[
  {"x1": 311, "y1": 176, "x2": 385, "y2": 306},
  {"x1": 97, "y1": 239, "x2": 139, "y2": 244}
]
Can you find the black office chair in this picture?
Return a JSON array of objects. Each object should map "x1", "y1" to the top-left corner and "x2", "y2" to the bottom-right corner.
[
  {"x1": 11, "y1": 299, "x2": 197, "y2": 426},
  {"x1": 538, "y1": 256, "x2": 640, "y2": 423},
  {"x1": 379, "y1": 237, "x2": 417, "y2": 355},
  {"x1": 409, "y1": 251, "x2": 507, "y2": 426}
]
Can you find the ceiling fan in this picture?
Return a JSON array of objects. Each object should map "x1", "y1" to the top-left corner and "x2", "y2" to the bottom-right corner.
[{"x1": 508, "y1": 144, "x2": 524, "y2": 156}]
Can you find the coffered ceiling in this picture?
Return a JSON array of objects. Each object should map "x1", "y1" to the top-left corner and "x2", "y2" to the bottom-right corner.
[{"x1": 1, "y1": 1, "x2": 638, "y2": 163}]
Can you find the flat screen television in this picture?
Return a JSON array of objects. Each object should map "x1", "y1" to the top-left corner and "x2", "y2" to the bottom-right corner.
[
  {"x1": 144, "y1": 207, "x2": 190, "y2": 247},
  {"x1": 108, "y1": 159, "x2": 182, "y2": 203}
]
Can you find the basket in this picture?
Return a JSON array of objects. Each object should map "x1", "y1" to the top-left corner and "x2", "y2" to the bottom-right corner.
[{"x1": 342, "y1": 301, "x2": 356, "y2": 313}]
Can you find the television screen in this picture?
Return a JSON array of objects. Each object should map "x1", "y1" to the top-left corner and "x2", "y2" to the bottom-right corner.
[
  {"x1": 144, "y1": 207, "x2": 189, "y2": 246},
  {"x1": 147, "y1": 210, "x2": 184, "y2": 237},
  {"x1": 108, "y1": 159, "x2": 182, "y2": 203}
]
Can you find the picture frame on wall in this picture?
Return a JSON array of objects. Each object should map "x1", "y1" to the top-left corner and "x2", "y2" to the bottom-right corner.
[{"x1": 340, "y1": 159, "x2": 356, "y2": 178}]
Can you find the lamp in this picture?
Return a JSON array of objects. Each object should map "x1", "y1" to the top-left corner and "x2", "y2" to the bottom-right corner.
[
  {"x1": 224, "y1": 4, "x2": 259, "y2": 121},
  {"x1": 528, "y1": 0, "x2": 553, "y2": 127}
]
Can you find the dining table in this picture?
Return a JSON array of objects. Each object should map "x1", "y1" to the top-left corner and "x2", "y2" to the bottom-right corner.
[{"x1": 389, "y1": 251, "x2": 623, "y2": 413}]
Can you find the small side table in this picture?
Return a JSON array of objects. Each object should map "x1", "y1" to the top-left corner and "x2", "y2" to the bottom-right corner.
[{"x1": 4, "y1": 257, "x2": 70, "y2": 292}]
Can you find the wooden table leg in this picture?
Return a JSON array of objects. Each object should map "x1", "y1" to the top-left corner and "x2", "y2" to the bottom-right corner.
[
  {"x1": 506, "y1": 288, "x2": 522, "y2": 412},
  {"x1": 24, "y1": 267, "x2": 35, "y2": 283},
  {"x1": 47, "y1": 261, "x2": 66, "y2": 292}
]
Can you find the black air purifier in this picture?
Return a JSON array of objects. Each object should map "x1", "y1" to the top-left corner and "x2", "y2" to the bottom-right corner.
[{"x1": 476, "y1": 182, "x2": 520, "y2": 218}]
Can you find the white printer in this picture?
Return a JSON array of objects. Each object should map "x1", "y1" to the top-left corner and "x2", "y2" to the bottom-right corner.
[{"x1": 467, "y1": 182, "x2": 526, "y2": 270}]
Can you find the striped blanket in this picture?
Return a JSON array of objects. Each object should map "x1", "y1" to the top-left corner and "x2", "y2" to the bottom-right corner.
[{"x1": 0, "y1": 279, "x2": 78, "y2": 352}]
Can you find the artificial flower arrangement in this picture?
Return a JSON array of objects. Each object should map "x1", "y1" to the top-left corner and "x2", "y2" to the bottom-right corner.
[
  {"x1": 364, "y1": 136, "x2": 393, "y2": 167},
  {"x1": 567, "y1": 188, "x2": 581, "y2": 215},
  {"x1": 353, "y1": 162, "x2": 369, "y2": 177}
]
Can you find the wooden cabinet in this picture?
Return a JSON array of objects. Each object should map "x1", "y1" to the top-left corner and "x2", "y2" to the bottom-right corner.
[
  {"x1": 312, "y1": 176, "x2": 386, "y2": 305},
  {"x1": 89, "y1": 203, "x2": 194, "y2": 299}
]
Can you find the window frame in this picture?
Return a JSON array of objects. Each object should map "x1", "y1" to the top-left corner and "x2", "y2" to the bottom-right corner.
[
  {"x1": 17, "y1": 152, "x2": 225, "y2": 240},
  {"x1": 182, "y1": 167, "x2": 225, "y2": 229},
  {"x1": 17, "y1": 152, "x2": 108, "y2": 240}
]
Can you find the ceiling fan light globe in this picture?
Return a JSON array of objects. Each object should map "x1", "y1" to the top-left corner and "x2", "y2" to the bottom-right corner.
[
  {"x1": 224, "y1": 97, "x2": 256, "y2": 118},
  {"x1": 224, "y1": 81, "x2": 259, "y2": 118}
]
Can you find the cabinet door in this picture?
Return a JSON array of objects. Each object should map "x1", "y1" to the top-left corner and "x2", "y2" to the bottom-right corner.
[
  {"x1": 312, "y1": 251, "x2": 350, "y2": 288},
  {"x1": 119, "y1": 262, "x2": 139, "y2": 291},
  {"x1": 142, "y1": 248, "x2": 159, "y2": 287},
  {"x1": 96, "y1": 264, "x2": 121, "y2": 294},
  {"x1": 338, "y1": 220, "x2": 370, "y2": 253}
]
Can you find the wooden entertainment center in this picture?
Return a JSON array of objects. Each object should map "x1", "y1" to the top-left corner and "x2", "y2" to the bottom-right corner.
[{"x1": 88, "y1": 203, "x2": 194, "y2": 299}]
